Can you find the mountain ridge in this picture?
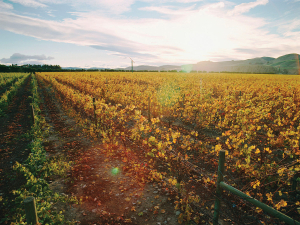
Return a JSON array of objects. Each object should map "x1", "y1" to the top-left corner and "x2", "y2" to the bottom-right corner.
[{"x1": 117, "y1": 53, "x2": 300, "y2": 74}]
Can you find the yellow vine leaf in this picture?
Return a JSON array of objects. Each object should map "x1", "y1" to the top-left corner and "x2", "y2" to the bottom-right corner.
[
  {"x1": 277, "y1": 168, "x2": 285, "y2": 176},
  {"x1": 252, "y1": 180, "x2": 260, "y2": 189},
  {"x1": 215, "y1": 144, "x2": 222, "y2": 151},
  {"x1": 275, "y1": 199, "x2": 287, "y2": 210},
  {"x1": 266, "y1": 193, "x2": 273, "y2": 202}
]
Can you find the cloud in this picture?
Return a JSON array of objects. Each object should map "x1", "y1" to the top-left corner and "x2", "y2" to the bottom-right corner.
[
  {"x1": 90, "y1": 45, "x2": 156, "y2": 59},
  {"x1": 233, "y1": 48, "x2": 281, "y2": 57},
  {"x1": 0, "y1": 1, "x2": 299, "y2": 66},
  {"x1": 91, "y1": 44, "x2": 182, "y2": 60},
  {"x1": 275, "y1": 18, "x2": 300, "y2": 36},
  {"x1": 139, "y1": 5, "x2": 197, "y2": 16},
  {"x1": 0, "y1": 0, "x2": 13, "y2": 9},
  {"x1": 6, "y1": 0, "x2": 202, "y2": 14},
  {"x1": 66, "y1": 0, "x2": 136, "y2": 14},
  {"x1": 0, "y1": 53, "x2": 54, "y2": 64},
  {"x1": 10, "y1": 0, "x2": 137, "y2": 14},
  {"x1": 0, "y1": 11, "x2": 183, "y2": 63},
  {"x1": 159, "y1": 0, "x2": 202, "y2": 2},
  {"x1": 9, "y1": 0, "x2": 47, "y2": 8},
  {"x1": 229, "y1": 0, "x2": 269, "y2": 16}
]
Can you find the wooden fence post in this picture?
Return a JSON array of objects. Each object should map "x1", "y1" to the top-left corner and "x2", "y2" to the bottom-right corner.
[
  {"x1": 24, "y1": 196, "x2": 38, "y2": 225},
  {"x1": 213, "y1": 150, "x2": 226, "y2": 225}
]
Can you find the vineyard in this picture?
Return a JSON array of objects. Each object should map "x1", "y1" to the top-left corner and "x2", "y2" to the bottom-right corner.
[
  {"x1": 1, "y1": 72, "x2": 300, "y2": 224},
  {"x1": 0, "y1": 73, "x2": 28, "y2": 116}
]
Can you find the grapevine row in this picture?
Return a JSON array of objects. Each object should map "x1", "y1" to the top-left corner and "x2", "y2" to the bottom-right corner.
[
  {"x1": 0, "y1": 73, "x2": 29, "y2": 116},
  {"x1": 37, "y1": 72, "x2": 300, "y2": 220}
]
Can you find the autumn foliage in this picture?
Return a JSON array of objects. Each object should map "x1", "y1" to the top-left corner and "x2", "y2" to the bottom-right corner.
[{"x1": 37, "y1": 72, "x2": 300, "y2": 222}]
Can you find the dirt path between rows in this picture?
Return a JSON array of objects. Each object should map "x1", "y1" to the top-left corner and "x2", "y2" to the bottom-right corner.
[
  {"x1": 0, "y1": 73, "x2": 284, "y2": 225},
  {"x1": 0, "y1": 75, "x2": 32, "y2": 222},
  {"x1": 37, "y1": 76, "x2": 181, "y2": 225}
]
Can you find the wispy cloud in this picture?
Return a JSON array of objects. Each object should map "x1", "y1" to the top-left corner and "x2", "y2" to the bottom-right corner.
[
  {"x1": 0, "y1": 11, "x2": 183, "y2": 63},
  {"x1": 229, "y1": 0, "x2": 269, "y2": 16},
  {"x1": 10, "y1": 0, "x2": 137, "y2": 14},
  {"x1": 7, "y1": 0, "x2": 204, "y2": 14},
  {"x1": 0, "y1": 53, "x2": 54, "y2": 64},
  {"x1": 67, "y1": 0, "x2": 136, "y2": 14},
  {"x1": 161, "y1": 0, "x2": 202, "y2": 2},
  {"x1": 140, "y1": 5, "x2": 197, "y2": 16},
  {"x1": 0, "y1": 0, "x2": 299, "y2": 67},
  {"x1": 9, "y1": 0, "x2": 47, "y2": 8},
  {"x1": 0, "y1": 0, "x2": 13, "y2": 10},
  {"x1": 275, "y1": 18, "x2": 300, "y2": 36}
]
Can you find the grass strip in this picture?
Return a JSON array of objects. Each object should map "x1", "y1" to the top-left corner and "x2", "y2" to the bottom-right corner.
[
  {"x1": 0, "y1": 73, "x2": 28, "y2": 117},
  {"x1": 1, "y1": 74, "x2": 79, "y2": 225}
]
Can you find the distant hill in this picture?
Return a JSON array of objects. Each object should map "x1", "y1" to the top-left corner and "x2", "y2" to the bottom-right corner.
[
  {"x1": 117, "y1": 53, "x2": 300, "y2": 74},
  {"x1": 116, "y1": 65, "x2": 181, "y2": 71},
  {"x1": 191, "y1": 53, "x2": 299, "y2": 74},
  {"x1": 59, "y1": 53, "x2": 300, "y2": 74},
  {"x1": 62, "y1": 67, "x2": 108, "y2": 70}
]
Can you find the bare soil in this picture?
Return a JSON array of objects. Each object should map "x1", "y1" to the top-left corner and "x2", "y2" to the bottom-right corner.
[
  {"x1": 37, "y1": 77, "x2": 181, "y2": 225},
  {"x1": 0, "y1": 74, "x2": 279, "y2": 225}
]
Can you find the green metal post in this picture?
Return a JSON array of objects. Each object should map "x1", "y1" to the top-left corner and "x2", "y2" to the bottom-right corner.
[
  {"x1": 213, "y1": 150, "x2": 226, "y2": 225},
  {"x1": 220, "y1": 182, "x2": 300, "y2": 225},
  {"x1": 24, "y1": 197, "x2": 39, "y2": 225}
]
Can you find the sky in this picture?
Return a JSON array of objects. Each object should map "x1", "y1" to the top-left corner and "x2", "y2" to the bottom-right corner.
[{"x1": 0, "y1": 0, "x2": 299, "y2": 68}]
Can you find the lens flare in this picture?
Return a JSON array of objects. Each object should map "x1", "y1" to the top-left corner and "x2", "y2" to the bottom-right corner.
[
  {"x1": 157, "y1": 83, "x2": 181, "y2": 107},
  {"x1": 181, "y1": 64, "x2": 193, "y2": 73},
  {"x1": 111, "y1": 167, "x2": 119, "y2": 175}
]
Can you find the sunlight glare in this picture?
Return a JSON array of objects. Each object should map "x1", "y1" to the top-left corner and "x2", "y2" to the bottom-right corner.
[
  {"x1": 157, "y1": 83, "x2": 181, "y2": 107},
  {"x1": 111, "y1": 167, "x2": 119, "y2": 175}
]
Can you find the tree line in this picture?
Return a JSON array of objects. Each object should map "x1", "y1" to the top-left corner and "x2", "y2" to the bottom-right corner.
[
  {"x1": 0, "y1": 64, "x2": 62, "y2": 73},
  {"x1": 1, "y1": 64, "x2": 298, "y2": 74}
]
